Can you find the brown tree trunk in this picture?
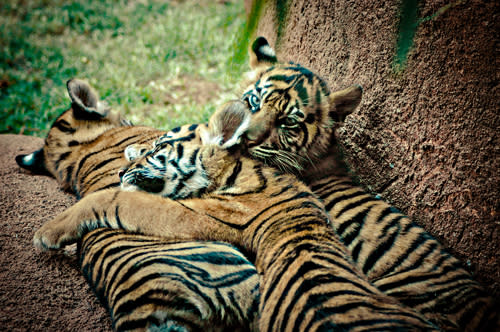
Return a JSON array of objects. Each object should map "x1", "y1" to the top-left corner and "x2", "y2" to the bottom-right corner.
[{"x1": 246, "y1": 0, "x2": 499, "y2": 296}]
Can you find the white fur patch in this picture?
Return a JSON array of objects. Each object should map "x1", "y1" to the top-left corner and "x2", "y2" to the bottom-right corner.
[
  {"x1": 124, "y1": 145, "x2": 143, "y2": 161},
  {"x1": 96, "y1": 101, "x2": 110, "y2": 115},
  {"x1": 23, "y1": 153, "x2": 35, "y2": 165},
  {"x1": 259, "y1": 44, "x2": 276, "y2": 58},
  {"x1": 120, "y1": 182, "x2": 138, "y2": 192},
  {"x1": 243, "y1": 70, "x2": 258, "y2": 84},
  {"x1": 200, "y1": 127, "x2": 223, "y2": 146},
  {"x1": 222, "y1": 114, "x2": 251, "y2": 149}
]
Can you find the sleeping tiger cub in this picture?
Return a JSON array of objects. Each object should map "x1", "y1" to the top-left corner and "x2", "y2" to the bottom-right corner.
[
  {"x1": 33, "y1": 100, "x2": 439, "y2": 331},
  {"x1": 239, "y1": 37, "x2": 497, "y2": 331},
  {"x1": 17, "y1": 79, "x2": 259, "y2": 332}
]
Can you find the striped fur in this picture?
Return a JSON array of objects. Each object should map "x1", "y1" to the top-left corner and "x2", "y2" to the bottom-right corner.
[
  {"x1": 34, "y1": 101, "x2": 439, "y2": 331},
  {"x1": 309, "y1": 175, "x2": 498, "y2": 331},
  {"x1": 79, "y1": 230, "x2": 259, "y2": 332},
  {"x1": 19, "y1": 79, "x2": 259, "y2": 331},
  {"x1": 241, "y1": 37, "x2": 498, "y2": 331}
]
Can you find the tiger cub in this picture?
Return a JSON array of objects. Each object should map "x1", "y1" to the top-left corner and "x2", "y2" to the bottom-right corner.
[
  {"x1": 240, "y1": 37, "x2": 497, "y2": 331},
  {"x1": 33, "y1": 100, "x2": 439, "y2": 331},
  {"x1": 17, "y1": 79, "x2": 259, "y2": 332}
]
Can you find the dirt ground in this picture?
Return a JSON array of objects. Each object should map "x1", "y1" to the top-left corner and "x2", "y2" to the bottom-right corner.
[{"x1": 0, "y1": 134, "x2": 112, "y2": 332}]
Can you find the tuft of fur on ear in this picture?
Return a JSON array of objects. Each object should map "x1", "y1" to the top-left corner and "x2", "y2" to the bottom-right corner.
[
  {"x1": 249, "y1": 36, "x2": 278, "y2": 69},
  {"x1": 329, "y1": 84, "x2": 363, "y2": 123},
  {"x1": 67, "y1": 78, "x2": 109, "y2": 120},
  {"x1": 201, "y1": 101, "x2": 251, "y2": 149},
  {"x1": 15, "y1": 148, "x2": 48, "y2": 175}
]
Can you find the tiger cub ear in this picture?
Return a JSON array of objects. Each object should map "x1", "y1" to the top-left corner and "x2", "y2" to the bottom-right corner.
[
  {"x1": 329, "y1": 84, "x2": 363, "y2": 123},
  {"x1": 124, "y1": 144, "x2": 150, "y2": 162},
  {"x1": 202, "y1": 101, "x2": 251, "y2": 149},
  {"x1": 67, "y1": 78, "x2": 109, "y2": 120},
  {"x1": 249, "y1": 36, "x2": 278, "y2": 69},
  {"x1": 15, "y1": 148, "x2": 48, "y2": 174}
]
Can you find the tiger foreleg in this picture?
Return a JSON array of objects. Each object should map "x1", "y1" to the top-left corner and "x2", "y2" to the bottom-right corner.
[{"x1": 33, "y1": 188, "x2": 230, "y2": 250}]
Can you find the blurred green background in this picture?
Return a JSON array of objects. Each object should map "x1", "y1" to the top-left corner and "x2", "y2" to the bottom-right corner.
[{"x1": 0, "y1": 0, "x2": 249, "y2": 137}]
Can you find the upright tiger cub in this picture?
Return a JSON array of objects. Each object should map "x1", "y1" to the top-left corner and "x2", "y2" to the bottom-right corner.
[
  {"x1": 239, "y1": 37, "x2": 497, "y2": 331},
  {"x1": 34, "y1": 100, "x2": 439, "y2": 331},
  {"x1": 17, "y1": 79, "x2": 260, "y2": 332}
]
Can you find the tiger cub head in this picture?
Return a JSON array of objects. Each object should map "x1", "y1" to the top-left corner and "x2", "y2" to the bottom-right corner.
[
  {"x1": 16, "y1": 79, "x2": 130, "y2": 182},
  {"x1": 121, "y1": 101, "x2": 251, "y2": 199},
  {"x1": 241, "y1": 37, "x2": 363, "y2": 174}
]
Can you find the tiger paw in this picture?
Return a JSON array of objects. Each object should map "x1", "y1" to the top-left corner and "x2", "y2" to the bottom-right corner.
[
  {"x1": 33, "y1": 229, "x2": 62, "y2": 251},
  {"x1": 33, "y1": 212, "x2": 80, "y2": 251}
]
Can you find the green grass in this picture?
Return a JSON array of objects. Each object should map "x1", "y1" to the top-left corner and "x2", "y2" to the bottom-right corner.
[{"x1": 0, "y1": 0, "x2": 249, "y2": 137}]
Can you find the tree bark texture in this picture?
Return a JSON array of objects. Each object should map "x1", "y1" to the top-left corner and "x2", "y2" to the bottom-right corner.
[{"x1": 245, "y1": 0, "x2": 499, "y2": 296}]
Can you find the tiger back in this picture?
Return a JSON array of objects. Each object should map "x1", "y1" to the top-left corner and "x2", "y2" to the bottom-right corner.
[
  {"x1": 17, "y1": 79, "x2": 260, "y2": 332},
  {"x1": 34, "y1": 100, "x2": 439, "y2": 331}
]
